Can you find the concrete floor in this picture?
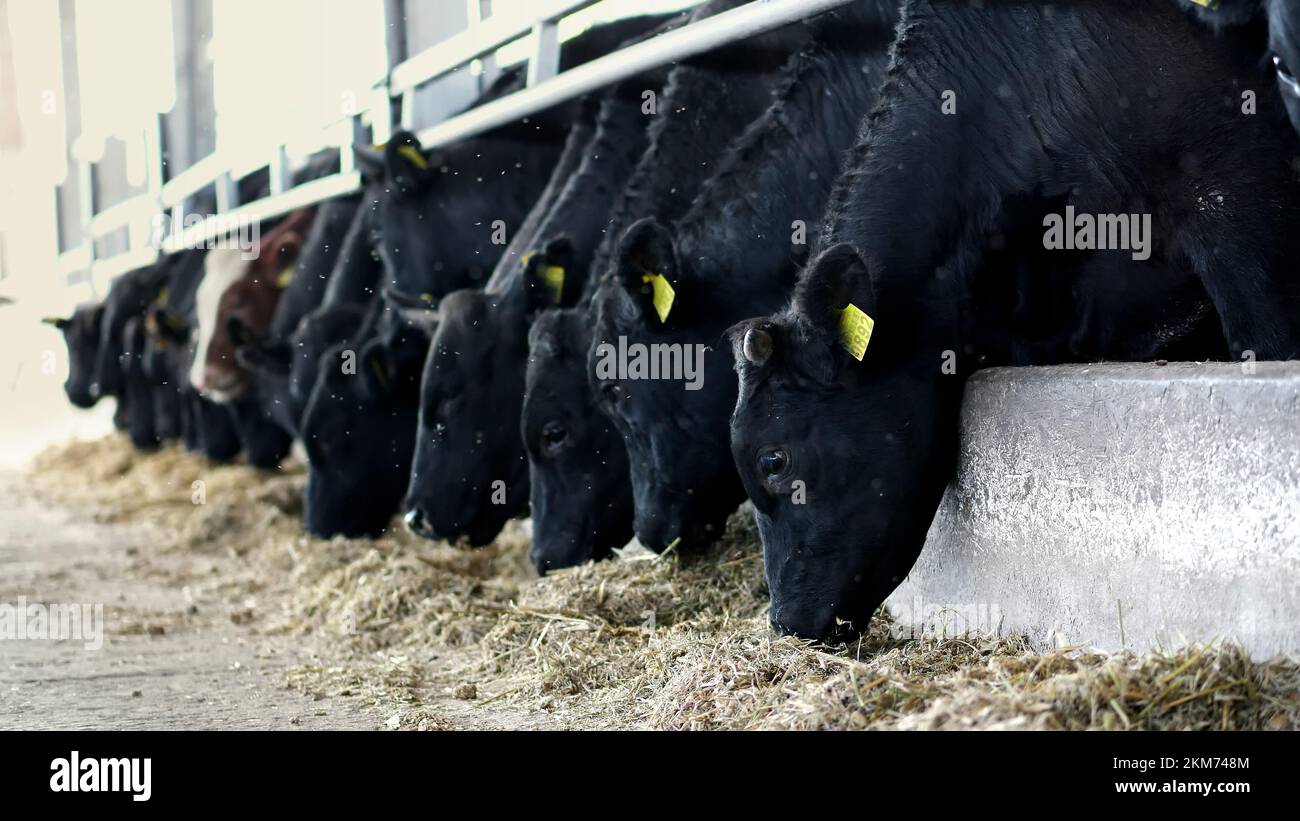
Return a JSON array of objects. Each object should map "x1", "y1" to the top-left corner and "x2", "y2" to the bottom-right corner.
[{"x1": 0, "y1": 471, "x2": 380, "y2": 730}]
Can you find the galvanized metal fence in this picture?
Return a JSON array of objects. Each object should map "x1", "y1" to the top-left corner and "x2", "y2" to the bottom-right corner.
[{"x1": 57, "y1": 0, "x2": 853, "y2": 288}]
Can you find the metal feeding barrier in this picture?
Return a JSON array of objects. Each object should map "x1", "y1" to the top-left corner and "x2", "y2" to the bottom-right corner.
[{"x1": 56, "y1": 0, "x2": 855, "y2": 290}]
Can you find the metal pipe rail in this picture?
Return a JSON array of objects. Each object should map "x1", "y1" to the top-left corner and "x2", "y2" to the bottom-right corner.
[{"x1": 58, "y1": 0, "x2": 855, "y2": 287}]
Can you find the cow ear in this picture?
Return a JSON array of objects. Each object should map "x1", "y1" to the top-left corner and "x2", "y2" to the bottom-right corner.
[
  {"x1": 151, "y1": 307, "x2": 191, "y2": 345},
  {"x1": 613, "y1": 218, "x2": 681, "y2": 326},
  {"x1": 383, "y1": 131, "x2": 431, "y2": 190},
  {"x1": 381, "y1": 284, "x2": 437, "y2": 311},
  {"x1": 41, "y1": 316, "x2": 72, "y2": 331},
  {"x1": 381, "y1": 286, "x2": 440, "y2": 334},
  {"x1": 236, "y1": 337, "x2": 291, "y2": 377},
  {"x1": 523, "y1": 236, "x2": 575, "y2": 313},
  {"x1": 796, "y1": 243, "x2": 876, "y2": 338},
  {"x1": 726, "y1": 318, "x2": 777, "y2": 371},
  {"x1": 353, "y1": 142, "x2": 386, "y2": 181}
]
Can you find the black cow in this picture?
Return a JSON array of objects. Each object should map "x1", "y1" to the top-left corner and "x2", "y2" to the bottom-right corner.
[
  {"x1": 43, "y1": 303, "x2": 104, "y2": 409},
  {"x1": 583, "y1": 1, "x2": 896, "y2": 557},
  {"x1": 120, "y1": 314, "x2": 161, "y2": 450},
  {"x1": 88, "y1": 261, "x2": 178, "y2": 444},
  {"x1": 401, "y1": 44, "x2": 680, "y2": 547},
  {"x1": 91, "y1": 262, "x2": 171, "y2": 408},
  {"x1": 147, "y1": 249, "x2": 244, "y2": 462},
  {"x1": 297, "y1": 18, "x2": 670, "y2": 538},
  {"x1": 520, "y1": 0, "x2": 828, "y2": 572},
  {"x1": 728, "y1": 0, "x2": 1300, "y2": 642}
]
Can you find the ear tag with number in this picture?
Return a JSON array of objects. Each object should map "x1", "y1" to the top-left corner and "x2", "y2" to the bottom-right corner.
[{"x1": 838, "y1": 303, "x2": 875, "y2": 361}]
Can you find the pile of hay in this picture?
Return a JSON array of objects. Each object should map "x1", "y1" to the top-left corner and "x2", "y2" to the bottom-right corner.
[{"x1": 26, "y1": 434, "x2": 1300, "y2": 730}]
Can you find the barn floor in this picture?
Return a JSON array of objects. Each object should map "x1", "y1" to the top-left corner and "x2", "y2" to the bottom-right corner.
[
  {"x1": 6, "y1": 434, "x2": 1300, "y2": 731},
  {"x1": 0, "y1": 468, "x2": 567, "y2": 731},
  {"x1": 0, "y1": 470, "x2": 381, "y2": 729}
]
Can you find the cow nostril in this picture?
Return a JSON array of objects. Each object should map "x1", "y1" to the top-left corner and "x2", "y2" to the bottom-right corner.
[{"x1": 404, "y1": 507, "x2": 429, "y2": 536}]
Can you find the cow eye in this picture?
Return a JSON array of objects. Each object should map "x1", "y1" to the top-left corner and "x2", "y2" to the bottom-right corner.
[
  {"x1": 757, "y1": 447, "x2": 789, "y2": 479},
  {"x1": 540, "y1": 421, "x2": 568, "y2": 455},
  {"x1": 600, "y1": 382, "x2": 623, "y2": 404}
]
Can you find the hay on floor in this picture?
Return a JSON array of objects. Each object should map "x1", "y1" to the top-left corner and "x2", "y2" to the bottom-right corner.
[{"x1": 26, "y1": 434, "x2": 1300, "y2": 730}]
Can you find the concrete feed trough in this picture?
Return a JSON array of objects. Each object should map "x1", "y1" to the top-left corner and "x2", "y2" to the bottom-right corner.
[{"x1": 890, "y1": 362, "x2": 1300, "y2": 659}]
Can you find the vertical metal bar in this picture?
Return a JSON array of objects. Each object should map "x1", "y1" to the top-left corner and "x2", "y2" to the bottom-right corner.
[
  {"x1": 137, "y1": 117, "x2": 165, "y2": 252},
  {"x1": 382, "y1": 0, "x2": 407, "y2": 139},
  {"x1": 77, "y1": 160, "x2": 95, "y2": 266},
  {"x1": 214, "y1": 170, "x2": 237, "y2": 213},
  {"x1": 469, "y1": 0, "x2": 497, "y2": 93},
  {"x1": 527, "y1": 18, "x2": 560, "y2": 87},
  {"x1": 268, "y1": 143, "x2": 290, "y2": 196}
]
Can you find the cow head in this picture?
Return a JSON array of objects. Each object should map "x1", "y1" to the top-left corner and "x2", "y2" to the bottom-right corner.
[
  {"x1": 728, "y1": 244, "x2": 960, "y2": 642},
  {"x1": 357, "y1": 131, "x2": 497, "y2": 299},
  {"x1": 43, "y1": 304, "x2": 103, "y2": 408},
  {"x1": 191, "y1": 215, "x2": 310, "y2": 402},
  {"x1": 523, "y1": 305, "x2": 634, "y2": 573},
  {"x1": 403, "y1": 283, "x2": 538, "y2": 546},
  {"x1": 189, "y1": 248, "x2": 253, "y2": 400},
  {"x1": 588, "y1": 218, "x2": 747, "y2": 553},
  {"x1": 92, "y1": 267, "x2": 164, "y2": 401},
  {"x1": 299, "y1": 316, "x2": 426, "y2": 538}
]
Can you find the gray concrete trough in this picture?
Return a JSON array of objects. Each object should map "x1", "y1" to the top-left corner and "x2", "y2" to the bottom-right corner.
[{"x1": 887, "y1": 362, "x2": 1300, "y2": 660}]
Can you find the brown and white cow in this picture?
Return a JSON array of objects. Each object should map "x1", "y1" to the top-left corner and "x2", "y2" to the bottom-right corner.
[{"x1": 190, "y1": 207, "x2": 316, "y2": 401}]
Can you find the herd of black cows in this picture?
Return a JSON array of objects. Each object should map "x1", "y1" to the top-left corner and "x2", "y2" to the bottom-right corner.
[{"x1": 44, "y1": 0, "x2": 1300, "y2": 641}]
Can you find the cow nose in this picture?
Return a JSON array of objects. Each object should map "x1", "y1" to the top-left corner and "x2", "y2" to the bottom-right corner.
[
  {"x1": 770, "y1": 602, "x2": 842, "y2": 643},
  {"x1": 404, "y1": 506, "x2": 432, "y2": 538}
]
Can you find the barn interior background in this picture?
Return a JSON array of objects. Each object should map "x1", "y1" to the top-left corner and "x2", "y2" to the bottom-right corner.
[{"x1": 0, "y1": 0, "x2": 707, "y2": 464}]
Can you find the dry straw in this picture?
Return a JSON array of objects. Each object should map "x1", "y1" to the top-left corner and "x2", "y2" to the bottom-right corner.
[{"x1": 28, "y1": 435, "x2": 1300, "y2": 730}]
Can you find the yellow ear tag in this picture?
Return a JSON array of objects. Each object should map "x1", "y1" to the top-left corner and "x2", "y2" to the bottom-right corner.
[
  {"x1": 396, "y1": 144, "x2": 428, "y2": 171},
  {"x1": 539, "y1": 266, "x2": 565, "y2": 305},
  {"x1": 838, "y1": 303, "x2": 875, "y2": 361},
  {"x1": 419, "y1": 292, "x2": 434, "y2": 304},
  {"x1": 1188, "y1": 0, "x2": 1219, "y2": 8},
  {"x1": 640, "y1": 273, "x2": 675, "y2": 323},
  {"x1": 275, "y1": 265, "x2": 296, "y2": 289}
]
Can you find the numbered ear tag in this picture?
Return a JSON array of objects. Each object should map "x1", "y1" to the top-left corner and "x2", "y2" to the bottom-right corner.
[
  {"x1": 396, "y1": 144, "x2": 429, "y2": 171},
  {"x1": 838, "y1": 303, "x2": 875, "y2": 361},
  {"x1": 539, "y1": 265, "x2": 565, "y2": 305},
  {"x1": 640, "y1": 273, "x2": 675, "y2": 323},
  {"x1": 275, "y1": 265, "x2": 296, "y2": 289}
]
